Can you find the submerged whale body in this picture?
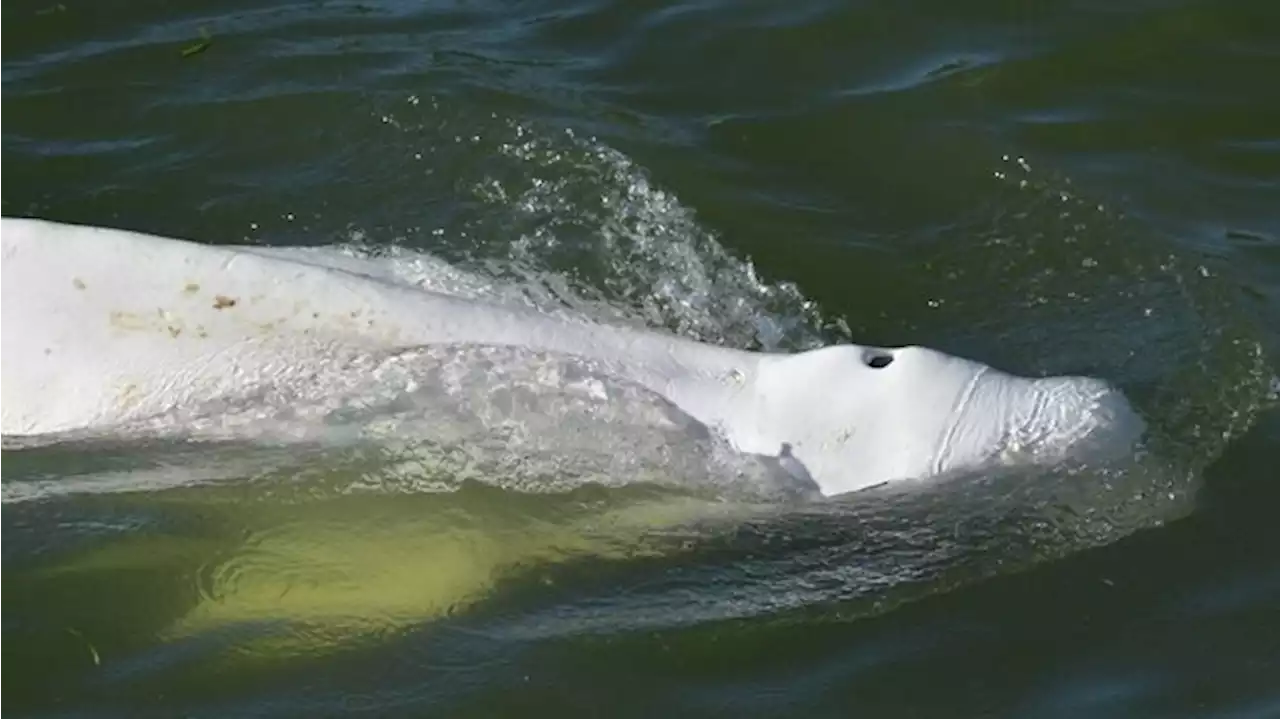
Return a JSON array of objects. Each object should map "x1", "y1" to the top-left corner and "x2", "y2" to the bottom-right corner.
[{"x1": 0, "y1": 217, "x2": 1146, "y2": 497}]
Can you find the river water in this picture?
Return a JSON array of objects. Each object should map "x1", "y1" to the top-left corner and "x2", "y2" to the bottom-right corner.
[{"x1": 3, "y1": 0, "x2": 1279, "y2": 716}]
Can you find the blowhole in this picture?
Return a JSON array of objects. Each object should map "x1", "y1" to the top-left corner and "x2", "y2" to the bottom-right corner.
[{"x1": 864, "y1": 352, "x2": 894, "y2": 369}]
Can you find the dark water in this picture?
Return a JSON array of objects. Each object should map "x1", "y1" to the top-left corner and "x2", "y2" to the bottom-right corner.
[{"x1": 4, "y1": 0, "x2": 1280, "y2": 716}]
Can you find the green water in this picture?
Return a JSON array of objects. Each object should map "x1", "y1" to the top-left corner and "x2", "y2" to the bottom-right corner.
[{"x1": 3, "y1": 0, "x2": 1279, "y2": 716}]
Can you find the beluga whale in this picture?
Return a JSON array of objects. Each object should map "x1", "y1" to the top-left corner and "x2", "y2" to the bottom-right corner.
[{"x1": 0, "y1": 217, "x2": 1147, "y2": 497}]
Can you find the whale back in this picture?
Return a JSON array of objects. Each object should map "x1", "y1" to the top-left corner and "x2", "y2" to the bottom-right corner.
[
  {"x1": 1, "y1": 218, "x2": 753, "y2": 438},
  {"x1": 1, "y1": 219, "x2": 457, "y2": 434}
]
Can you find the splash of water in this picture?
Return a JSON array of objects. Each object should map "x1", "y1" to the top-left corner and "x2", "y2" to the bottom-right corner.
[{"x1": 349, "y1": 96, "x2": 852, "y2": 350}]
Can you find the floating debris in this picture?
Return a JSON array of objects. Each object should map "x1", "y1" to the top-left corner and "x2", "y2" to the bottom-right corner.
[{"x1": 181, "y1": 28, "x2": 213, "y2": 58}]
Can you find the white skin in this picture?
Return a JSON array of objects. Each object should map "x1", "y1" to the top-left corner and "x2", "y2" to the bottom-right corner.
[{"x1": 1, "y1": 218, "x2": 1146, "y2": 497}]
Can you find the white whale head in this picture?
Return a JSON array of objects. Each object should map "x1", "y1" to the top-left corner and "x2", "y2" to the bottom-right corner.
[{"x1": 738, "y1": 344, "x2": 1146, "y2": 497}]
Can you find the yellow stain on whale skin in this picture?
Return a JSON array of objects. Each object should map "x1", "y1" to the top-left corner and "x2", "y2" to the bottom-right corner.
[
  {"x1": 108, "y1": 310, "x2": 151, "y2": 332},
  {"x1": 109, "y1": 306, "x2": 194, "y2": 339},
  {"x1": 116, "y1": 382, "x2": 142, "y2": 409},
  {"x1": 183, "y1": 282, "x2": 201, "y2": 295}
]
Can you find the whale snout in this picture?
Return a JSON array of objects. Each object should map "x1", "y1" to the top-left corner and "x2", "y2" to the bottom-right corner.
[
  {"x1": 1023, "y1": 375, "x2": 1147, "y2": 462},
  {"x1": 942, "y1": 370, "x2": 1148, "y2": 475}
]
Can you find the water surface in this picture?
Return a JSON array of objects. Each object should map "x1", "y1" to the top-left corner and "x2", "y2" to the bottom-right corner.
[{"x1": 3, "y1": 0, "x2": 1279, "y2": 716}]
